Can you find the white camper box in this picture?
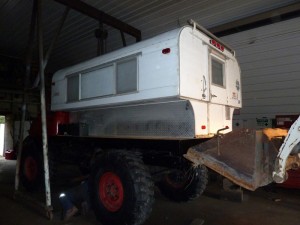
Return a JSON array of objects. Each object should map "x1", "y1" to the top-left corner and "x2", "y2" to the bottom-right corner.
[{"x1": 51, "y1": 24, "x2": 241, "y2": 139}]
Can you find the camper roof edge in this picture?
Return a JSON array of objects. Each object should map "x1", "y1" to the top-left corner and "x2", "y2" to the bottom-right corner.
[{"x1": 188, "y1": 19, "x2": 235, "y2": 56}]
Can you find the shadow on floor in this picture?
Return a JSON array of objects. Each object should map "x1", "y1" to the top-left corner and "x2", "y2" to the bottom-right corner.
[{"x1": 1, "y1": 158, "x2": 300, "y2": 225}]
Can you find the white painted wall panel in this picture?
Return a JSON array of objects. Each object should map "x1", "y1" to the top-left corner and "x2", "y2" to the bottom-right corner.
[
  {"x1": 222, "y1": 17, "x2": 300, "y2": 128},
  {"x1": 51, "y1": 28, "x2": 181, "y2": 111}
]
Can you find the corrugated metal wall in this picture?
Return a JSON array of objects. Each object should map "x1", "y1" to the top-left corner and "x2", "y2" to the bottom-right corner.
[
  {"x1": 0, "y1": 0, "x2": 298, "y2": 73},
  {"x1": 49, "y1": 0, "x2": 299, "y2": 72},
  {"x1": 222, "y1": 17, "x2": 300, "y2": 129}
]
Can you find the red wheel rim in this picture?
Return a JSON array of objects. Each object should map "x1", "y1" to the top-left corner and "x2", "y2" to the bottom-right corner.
[
  {"x1": 99, "y1": 172, "x2": 124, "y2": 212},
  {"x1": 24, "y1": 156, "x2": 38, "y2": 181}
]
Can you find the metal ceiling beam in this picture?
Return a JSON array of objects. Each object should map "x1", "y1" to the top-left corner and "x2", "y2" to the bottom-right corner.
[
  {"x1": 210, "y1": 2, "x2": 300, "y2": 37},
  {"x1": 53, "y1": 0, "x2": 141, "y2": 42}
]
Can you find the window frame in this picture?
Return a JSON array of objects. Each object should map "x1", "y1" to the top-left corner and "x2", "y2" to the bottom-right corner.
[
  {"x1": 66, "y1": 73, "x2": 80, "y2": 102},
  {"x1": 80, "y1": 64, "x2": 115, "y2": 100},
  {"x1": 65, "y1": 54, "x2": 139, "y2": 103},
  {"x1": 116, "y1": 57, "x2": 138, "y2": 94},
  {"x1": 210, "y1": 53, "x2": 226, "y2": 88}
]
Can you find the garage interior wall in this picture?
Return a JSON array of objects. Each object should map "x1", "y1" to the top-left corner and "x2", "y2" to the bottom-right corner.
[
  {"x1": 1, "y1": 0, "x2": 297, "y2": 74},
  {"x1": 222, "y1": 17, "x2": 300, "y2": 129}
]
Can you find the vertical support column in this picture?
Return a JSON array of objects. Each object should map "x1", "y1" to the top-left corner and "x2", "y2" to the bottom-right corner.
[
  {"x1": 120, "y1": 31, "x2": 127, "y2": 47},
  {"x1": 15, "y1": 0, "x2": 38, "y2": 192},
  {"x1": 37, "y1": 0, "x2": 52, "y2": 210},
  {"x1": 97, "y1": 22, "x2": 103, "y2": 56},
  {"x1": 95, "y1": 22, "x2": 108, "y2": 56}
]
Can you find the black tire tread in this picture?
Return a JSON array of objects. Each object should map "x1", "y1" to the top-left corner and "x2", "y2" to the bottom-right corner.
[
  {"x1": 159, "y1": 164, "x2": 208, "y2": 202},
  {"x1": 90, "y1": 150, "x2": 154, "y2": 225},
  {"x1": 20, "y1": 138, "x2": 43, "y2": 191},
  {"x1": 20, "y1": 137, "x2": 57, "y2": 191}
]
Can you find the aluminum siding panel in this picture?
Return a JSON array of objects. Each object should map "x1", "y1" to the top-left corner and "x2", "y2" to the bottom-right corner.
[{"x1": 222, "y1": 17, "x2": 300, "y2": 128}]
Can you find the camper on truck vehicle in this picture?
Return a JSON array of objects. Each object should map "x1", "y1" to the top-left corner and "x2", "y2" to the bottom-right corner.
[{"x1": 21, "y1": 20, "x2": 241, "y2": 225}]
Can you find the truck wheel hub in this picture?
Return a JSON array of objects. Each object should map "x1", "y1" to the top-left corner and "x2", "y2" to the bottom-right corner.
[
  {"x1": 99, "y1": 172, "x2": 124, "y2": 212},
  {"x1": 166, "y1": 170, "x2": 188, "y2": 189}
]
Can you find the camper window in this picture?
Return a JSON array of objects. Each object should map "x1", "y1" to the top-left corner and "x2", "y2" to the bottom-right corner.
[
  {"x1": 116, "y1": 58, "x2": 137, "y2": 94},
  {"x1": 67, "y1": 75, "x2": 79, "y2": 102},
  {"x1": 81, "y1": 65, "x2": 115, "y2": 99},
  {"x1": 211, "y1": 57, "x2": 224, "y2": 87}
]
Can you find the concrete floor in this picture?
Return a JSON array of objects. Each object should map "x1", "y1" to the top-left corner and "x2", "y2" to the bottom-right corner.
[{"x1": 1, "y1": 157, "x2": 300, "y2": 225}]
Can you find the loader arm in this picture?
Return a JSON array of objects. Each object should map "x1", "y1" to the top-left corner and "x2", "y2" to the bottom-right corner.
[{"x1": 273, "y1": 116, "x2": 300, "y2": 183}]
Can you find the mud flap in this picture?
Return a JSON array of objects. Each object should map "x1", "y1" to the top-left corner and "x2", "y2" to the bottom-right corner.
[{"x1": 184, "y1": 129, "x2": 279, "y2": 191}]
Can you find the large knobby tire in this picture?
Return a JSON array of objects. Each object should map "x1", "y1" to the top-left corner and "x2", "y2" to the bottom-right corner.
[
  {"x1": 90, "y1": 150, "x2": 154, "y2": 225},
  {"x1": 158, "y1": 163, "x2": 208, "y2": 202},
  {"x1": 20, "y1": 139, "x2": 44, "y2": 191}
]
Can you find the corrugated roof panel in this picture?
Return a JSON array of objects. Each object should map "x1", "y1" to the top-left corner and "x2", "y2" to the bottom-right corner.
[{"x1": 0, "y1": 0, "x2": 298, "y2": 72}]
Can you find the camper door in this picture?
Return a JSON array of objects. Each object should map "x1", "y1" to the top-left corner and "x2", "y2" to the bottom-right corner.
[
  {"x1": 209, "y1": 51, "x2": 227, "y2": 105},
  {"x1": 208, "y1": 50, "x2": 229, "y2": 133}
]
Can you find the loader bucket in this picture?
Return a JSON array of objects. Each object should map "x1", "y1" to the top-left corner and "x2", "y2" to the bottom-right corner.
[{"x1": 184, "y1": 129, "x2": 280, "y2": 191}]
